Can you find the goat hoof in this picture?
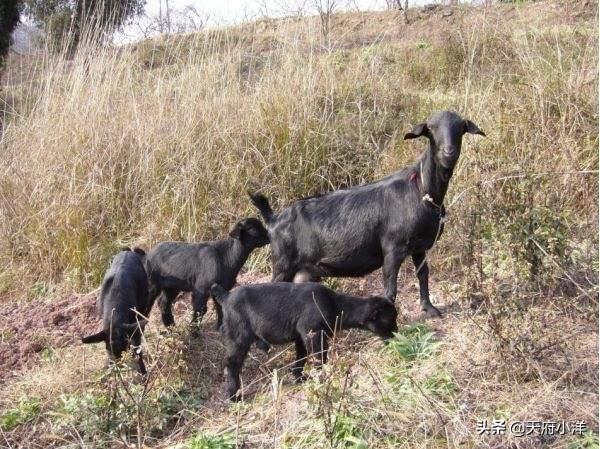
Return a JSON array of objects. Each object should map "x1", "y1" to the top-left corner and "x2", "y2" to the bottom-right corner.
[{"x1": 423, "y1": 306, "x2": 442, "y2": 318}]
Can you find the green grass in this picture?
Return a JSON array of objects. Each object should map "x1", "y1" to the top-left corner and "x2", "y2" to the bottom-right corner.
[
  {"x1": 569, "y1": 432, "x2": 600, "y2": 449},
  {"x1": 0, "y1": 397, "x2": 41, "y2": 431},
  {"x1": 384, "y1": 324, "x2": 439, "y2": 364},
  {"x1": 186, "y1": 432, "x2": 238, "y2": 449},
  {"x1": 45, "y1": 374, "x2": 208, "y2": 445},
  {"x1": 421, "y1": 369, "x2": 456, "y2": 398},
  {"x1": 331, "y1": 413, "x2": 368, "y2": 449},
  {"x1": 30, "y1": 281, "x2": 49, "y2": 298}
]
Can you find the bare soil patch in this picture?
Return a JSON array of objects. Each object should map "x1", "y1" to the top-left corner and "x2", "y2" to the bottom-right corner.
[
  {"x1": 0, "y1": 292, "x2": 102, "y2": 384},
  {"x1": 0, "y1": 271, "x2": 275, "y2": 385}
]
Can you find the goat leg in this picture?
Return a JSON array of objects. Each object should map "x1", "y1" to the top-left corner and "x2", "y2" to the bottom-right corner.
[
  {"x1": 411, "y1": 252, "x2": 442, "y2": 318},
  {"x1": 159, "y1": 289, "x2": 178, "y2": 327},
  {"x1": 225, "y1": 344, "x2": 249, "y2": 401},
  {"x1": 382, "y1": 247, "x2": 406, "y2": 302},
  {"x1": 191, "y1": 288, "x2": 209, "y2": 327},
  {"x1": 292, "y1": 337, "x2": 308, "y2": 383}
]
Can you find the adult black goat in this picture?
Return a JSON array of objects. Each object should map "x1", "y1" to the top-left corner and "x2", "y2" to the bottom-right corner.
[{"x1": 250, "y1": 110, "x2": 484, "y2": 317}]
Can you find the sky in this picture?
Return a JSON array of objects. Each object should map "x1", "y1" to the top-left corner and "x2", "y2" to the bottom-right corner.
[
  {"x1": 118, "y1": 0, "x2": 399, "y2": 40},
  {"x1": 145, "y1": 0, "x2": 389, "y2": 25},
  {"x1": 12, "y1": 0, "x2": 442, "y2": 49}
]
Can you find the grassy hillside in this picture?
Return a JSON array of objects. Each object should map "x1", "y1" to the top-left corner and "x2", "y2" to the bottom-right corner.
[
  {"x1": 0, "y1": 0, "x2": 597, "y2": 293},
  {"x1": 0, "y1": 1, "x2": 597, "y2": 448}
]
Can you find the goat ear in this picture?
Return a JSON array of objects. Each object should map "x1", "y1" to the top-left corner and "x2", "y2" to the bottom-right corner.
[
  {"x1": 210, "y1": 283, "x2": 228, "y2": 301},
  {"x1": 82, "y1": 330, "x2": 106, "y2": 344},
  {"x1": 464, "y1": 120, "x2": 485, "y2": 136},
  {"x1": 132, "y1": 247, "x2": 146, "y2": 257},
  {"x1": 229, "y1": 223, "x2": 243, "y2": 239},
  {"x1": 403, "y1": 122, "x2": 429, "y2": 140}
]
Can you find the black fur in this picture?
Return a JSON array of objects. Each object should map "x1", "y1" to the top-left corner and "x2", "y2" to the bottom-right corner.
[
  {"x1": 145, "y1": 218, "x2": 269, "y2": 328},
  {"x1": 211, "y1": 282, "x2": 398, "y2": 400},
  {"x1": 81, "y1": 247, "x2": 149, "y2": 374},
  {"x1": 250, "y1": 110, "x2": 484, "y2": 318}
]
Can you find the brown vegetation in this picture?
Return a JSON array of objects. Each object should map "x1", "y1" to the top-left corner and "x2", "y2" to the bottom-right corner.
[{"x1": 0, "y1": 1, "x2": 597, "y2": 448}]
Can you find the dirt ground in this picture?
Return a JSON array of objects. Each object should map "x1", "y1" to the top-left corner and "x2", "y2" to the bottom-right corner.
[
  {"x1": 0, "y1": 292, "x2": 99, "y2": 383},
  {"x1": 0, "y1": 272, "x2": 273, "y2": 385},
  {"x1": 0, "y1": 269, "x2": 425, "y2": 386}
]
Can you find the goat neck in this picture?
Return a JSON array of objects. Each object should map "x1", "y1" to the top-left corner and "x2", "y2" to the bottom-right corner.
[
  {"x1": 331, "y1": 293, "x2": 372, "y2": 331},
  {"x1": 220, "y1": 237, "x2": 251, "y2": 274},
  {"x1": 419, "y1": 141, "x2": 455, "y2": 207}
]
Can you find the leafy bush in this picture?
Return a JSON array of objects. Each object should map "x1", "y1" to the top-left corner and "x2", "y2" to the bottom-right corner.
[
  {"x1": 52, "y1": 392, "x2": 113, "y2": 438},
  {"x1": 0, "y1": 397, "x2": 41, "y2": 431}
]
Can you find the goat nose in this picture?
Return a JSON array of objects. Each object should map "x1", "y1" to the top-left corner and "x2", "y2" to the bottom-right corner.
[{"x1": 442, "y1": 146, "x2": 457, "y2": 157}]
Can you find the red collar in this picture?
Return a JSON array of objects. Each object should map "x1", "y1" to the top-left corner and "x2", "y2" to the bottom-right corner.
[{"x1": 409, "y1": 169, "x2": 421, "y2": 190}]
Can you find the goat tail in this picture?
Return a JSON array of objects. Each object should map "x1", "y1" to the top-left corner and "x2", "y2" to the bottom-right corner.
[
  {"x1": 210, "y1": 283, "x2": 229, "y2": 305},
  {"x1": 248, "y1": 192, "x2": 274, "y2": 224}
]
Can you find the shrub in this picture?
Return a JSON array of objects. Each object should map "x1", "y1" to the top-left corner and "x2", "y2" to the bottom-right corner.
[{"x1": 0, "y1": 397, "x2": 41, "y2": 431}]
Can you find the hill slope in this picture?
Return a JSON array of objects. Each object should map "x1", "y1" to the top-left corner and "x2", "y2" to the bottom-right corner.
[{"x1": 0, "y1": 1, "x2": 597, "y2": 448}]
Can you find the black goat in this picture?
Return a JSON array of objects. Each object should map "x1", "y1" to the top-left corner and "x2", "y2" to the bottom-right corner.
[
  {"x1": 82, "y1": 247, "x2": 150, "y2": 374},
  {"x1": 250, "y1": 110, "x2": 484, "y2": 318},
  {"x1": 210, "y1": 282, "x2": 398, "y2": 400},
  {"x1": 145, "y1": 218, "x2": 269, "y2": 328}
]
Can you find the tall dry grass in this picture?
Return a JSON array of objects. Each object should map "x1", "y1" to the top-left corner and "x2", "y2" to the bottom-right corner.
[
  {"x1": 0, "y1": 1, "x2": 597, "y2": 298},
  {"x1": 0, "y1": 2, "x2": 597, "y2": 448}
]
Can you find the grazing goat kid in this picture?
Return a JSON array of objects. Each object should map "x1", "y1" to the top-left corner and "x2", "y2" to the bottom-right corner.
[
  {"x1": 81, "y1": 247, "x2": 150, "y2": 375},
  {"x1": 250, "y1": 110, "x2": 485, "y2": 318},
  {"x1": 145, "y1": 218, "x2": 269, "y2": 328},
  {"x1": 210, "y1": 282, "x2": 398, "y2": 401}
]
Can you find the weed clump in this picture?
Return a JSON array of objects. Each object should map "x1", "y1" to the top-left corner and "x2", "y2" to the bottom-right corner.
[{"x1": 0, "y1": 397, "x2": 40, "y2": 431}]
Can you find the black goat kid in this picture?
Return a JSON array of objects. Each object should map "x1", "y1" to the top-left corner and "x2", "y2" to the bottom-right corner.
[
  {"x1": 81, "y1": 247, "x2": 150, "y2": 374},
  {"x1": 145, "y1": 218, "x2": 269, "y2": 328},
  {"x1": 250, "y1": 110, "x2": 484, "y2": 318},
  {"x1": 211, "y1": 282, "x2": 398, "y2": 401}
]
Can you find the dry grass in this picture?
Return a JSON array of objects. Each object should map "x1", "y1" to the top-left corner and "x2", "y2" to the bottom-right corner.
[
  {"x1": 1, "y1": 274, "x2": 596, "y2": 448},
  {"x1": 0, "y1": 1, "x2": 597, "y2": 448},
  {"x1": 0, "y1": 0, "x2": 596, "y2": 293}
]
